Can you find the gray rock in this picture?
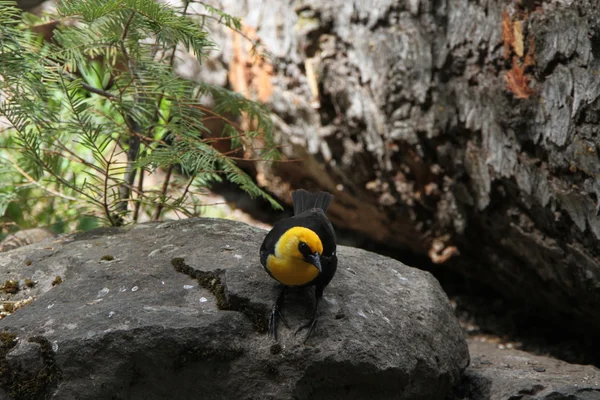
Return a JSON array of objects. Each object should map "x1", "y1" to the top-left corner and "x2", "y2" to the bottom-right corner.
[
  {"x1": 460, "y1": 339, "x2": 600, "y2": 400},
  {"x1": 5, "y1": 340, "x2": 45, "y2": 373},
  {"x1": 0, "y1": 218, "x2": 468, "y2": 400}
]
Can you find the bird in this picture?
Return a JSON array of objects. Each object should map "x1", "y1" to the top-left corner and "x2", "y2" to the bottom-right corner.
[{"x1": 259, "y1": 189, "x2": 338, "y2": 342}]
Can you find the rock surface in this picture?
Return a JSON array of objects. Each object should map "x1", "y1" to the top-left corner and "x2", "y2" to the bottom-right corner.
[
  {"x1": 0, "y1": 218, "x2": 468, "y2": 400},
  {"x1": 459, "y1": 339, "x2": 600, "y2": 400}
]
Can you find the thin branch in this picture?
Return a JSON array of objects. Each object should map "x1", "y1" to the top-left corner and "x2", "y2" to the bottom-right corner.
[
  {"x1": 121, "y1": 11, "x2": 136, "y2": 42},
  {"x1": 54, "y1": 139, "x2": 107, "y2": 174},
  {"x1": 133, "y1": 167, "x2": 144, "y2": 222},
  {"x1": 186, "y1": 11, "x2": 265, "y2": 55},
  {"x1": 152, "y1": 164, "x2": 173, "y2": 221},
  {"x1": 1, "y1": 154, "x2": 77, "y2": 201},
  {"x1": 181, "y1": 101, "x2": 246, "y2": 135},
  {"x1": 46, "y1": 58, "x2": 119, "y2": 99},
  {"x1": 80, "y1": 80, "x2": 118, "y2": 99},
  {"x1": 54, "y1": 138, "x2": 146, "y2": 198},
  {"x1": 0, "y1": 108, "x2": 102, "y2": 206},
  {"x1": 114, "y1": 10, "x2": 141, "y2": 220},
  {"x1": 179, "y1": 174, "x2": 196, "y2": 204},
  {"x1": 119, "y1": 11, "x2": 143, "y2": 91},
  {"x1": 146, "y1": 1, "x2": 190, "y2": 140},
  {"x1": 115, "y1": 116, "x2": 141, "y2": 219},
  {"x1": 55, "y1": 73, "x2": 144, "y2": 211},
  {"x1": 103, "y1": 146, "x2": 117, "y2": 226}
]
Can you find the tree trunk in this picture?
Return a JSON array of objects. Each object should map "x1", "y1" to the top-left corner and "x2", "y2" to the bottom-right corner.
[{"x1": 196, "y1": 0, "x2": 600, "y2": 340}]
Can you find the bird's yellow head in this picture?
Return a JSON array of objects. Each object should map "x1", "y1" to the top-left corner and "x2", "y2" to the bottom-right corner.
[
  {"x1": 275, "y1": 227, "x2": 323, "y2": 264},
  {"x1": 266, "y1": 227, "x2": 323, "y2": 286}
]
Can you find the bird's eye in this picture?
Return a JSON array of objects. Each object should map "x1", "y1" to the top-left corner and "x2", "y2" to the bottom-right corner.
[{"x1": 298, "y1": 241, "x2": 311, "y2": 256}]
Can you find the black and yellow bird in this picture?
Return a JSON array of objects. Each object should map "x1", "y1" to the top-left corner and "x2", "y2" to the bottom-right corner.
[{"x1": 259, "y1": 189, "x2": 338, "y2": 341}]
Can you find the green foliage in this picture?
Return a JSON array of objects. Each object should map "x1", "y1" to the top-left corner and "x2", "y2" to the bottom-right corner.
[{"x1": 0, "y1": 0, "x2": 280, "y2": 235}]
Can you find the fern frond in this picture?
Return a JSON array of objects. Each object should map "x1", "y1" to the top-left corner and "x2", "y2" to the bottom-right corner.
[{"x1": 1, "y1": 0, "x2": 281, "y2": 230}]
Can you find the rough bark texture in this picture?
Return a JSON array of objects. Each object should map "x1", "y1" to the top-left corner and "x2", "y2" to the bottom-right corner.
[{"x1": 189, "y1": 0, "x2": 600, "y2": 339}]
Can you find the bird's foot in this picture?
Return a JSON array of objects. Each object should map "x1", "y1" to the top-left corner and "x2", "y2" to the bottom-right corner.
[
  {"x1": 268, "y1": 307, "x2": 289, "y2": 340},
  {"x1": 294, "y1": 316, "x2": 318, "y2": 343}
]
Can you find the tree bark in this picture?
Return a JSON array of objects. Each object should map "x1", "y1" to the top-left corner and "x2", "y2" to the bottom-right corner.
[{"x1": 195, "y1": 0, "x2": 600, "y2": 336}]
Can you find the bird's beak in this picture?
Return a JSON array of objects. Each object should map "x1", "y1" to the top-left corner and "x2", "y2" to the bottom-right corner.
[{"x1": 305, "y1": 252, "x2": 322, "y2": 273}]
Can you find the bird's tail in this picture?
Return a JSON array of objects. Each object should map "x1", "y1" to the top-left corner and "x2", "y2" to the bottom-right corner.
[{"x1": 292, "y1": 189, "x2": 333, "y2": 215}]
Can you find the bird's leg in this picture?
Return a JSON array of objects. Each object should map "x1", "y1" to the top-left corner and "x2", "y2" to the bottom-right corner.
[
  {"x1": 269, "y1": 285, "x2": 289, "y2": 340},
  {"x1": 295, "y1": 286, "x2": 323, "y2": 343}
]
